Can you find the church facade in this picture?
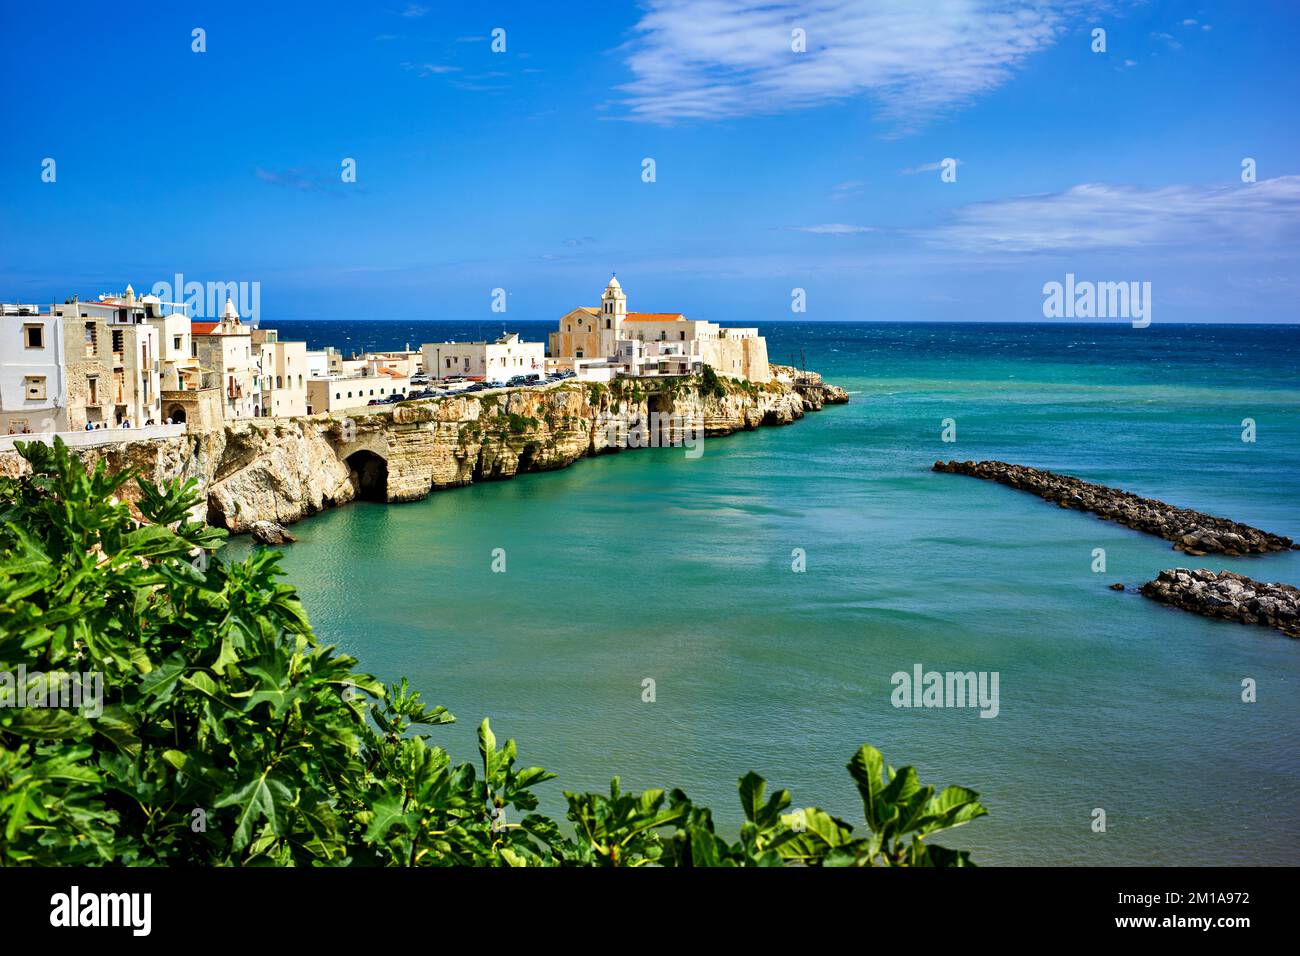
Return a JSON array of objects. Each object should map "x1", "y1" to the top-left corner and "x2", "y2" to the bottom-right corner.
[{"x1": 549, "y1": 276, "x2": 771, "y2": 383}]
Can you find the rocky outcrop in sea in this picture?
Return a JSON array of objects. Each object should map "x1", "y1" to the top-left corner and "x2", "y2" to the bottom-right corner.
[
  {"x1": 1140, "y1": 569, "x2": 1300, "y2": 638},
  {"x1": 932, "y1": 460, "x2": 1295, "y2": 555}
]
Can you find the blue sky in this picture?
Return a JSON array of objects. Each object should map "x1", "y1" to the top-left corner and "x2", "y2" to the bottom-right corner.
[{"x1": 2, "y1": 0, "x2": 1298, "y2": 323}]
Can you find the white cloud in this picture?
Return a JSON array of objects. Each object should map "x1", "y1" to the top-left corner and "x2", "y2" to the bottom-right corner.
[
  {"x1": 616, "y1": 0, "x2": 1093, "y2": 126},
  {"x1": 402, "y1": 62, "x2": 462, "y2": 77},
  {"x1": 791, "y1": 223, "x2": 875, "y2": 235},
  {"x1": 923, "y1": 176, "x2": 1300, "y2": 253},
  {"x1": 830, "y1": 180, "x2": 865, "y2": 200},
  {"x1": 399, "y1": 4, "x2": 429, "y2": 17},
  {"x1": 901, "y1": 158, "x2": 962, "y2": 175}
]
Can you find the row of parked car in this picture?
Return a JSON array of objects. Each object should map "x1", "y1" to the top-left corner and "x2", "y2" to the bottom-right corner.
[{"x1": 366, "y1": 370, "x2": 579, "y2": 406}]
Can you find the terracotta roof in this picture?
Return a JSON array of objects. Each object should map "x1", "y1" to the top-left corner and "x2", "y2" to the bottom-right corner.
[
  {"x1": 191, "y1": 322, "x2": 219, "y2": 335},
  {"x1": 625, "y1": 312, "x2": 686, "y2": 322},
  {"x1": 376, "y1": 367, "x2": 403, "y2": 378}
]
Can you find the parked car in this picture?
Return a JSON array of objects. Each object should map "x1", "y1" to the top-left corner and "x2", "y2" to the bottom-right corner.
[
  {"x1": 367, "y1": 399, "x2": 384, "y2": 406},
  {"x1": 465, "y1": 382, "x2": 489, "y2": 392}
]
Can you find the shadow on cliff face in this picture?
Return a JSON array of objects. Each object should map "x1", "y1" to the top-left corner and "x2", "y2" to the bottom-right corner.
[{"x1": 346, "y1": 450, "x2": 388, "y2": 502}]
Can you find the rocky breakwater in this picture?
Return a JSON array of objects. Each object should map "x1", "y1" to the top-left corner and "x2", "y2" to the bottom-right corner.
[
  {"x1": 0, "y1": 369, "x2": 845, "y2": 534},
  {"x1": 1140, "y1": 569, "x2": 1300, "y2": 638},
  {"x1": 933, "y1": 460, "x2": 1296, "y2": 556}
]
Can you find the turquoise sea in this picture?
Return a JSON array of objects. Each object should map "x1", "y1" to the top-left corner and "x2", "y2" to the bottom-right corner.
[{"x1": 230, "y1": 321, "x2": 1300, "y2": 865}]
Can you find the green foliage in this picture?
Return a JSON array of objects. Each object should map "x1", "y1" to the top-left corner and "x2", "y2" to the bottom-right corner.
[
  {"x1": 0, "y1": 439, "x2": 987, "y2": 866},
  {"x1": 699, "y1": 364, "x2": 727, "y2": 399}
]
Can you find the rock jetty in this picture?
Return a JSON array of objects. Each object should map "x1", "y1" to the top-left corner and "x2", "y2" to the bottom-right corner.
[
  {"x1": 932, "y1": 460, "x2": 1295, "y2": 555},
  {"x1": 1140, "y1": 569, "x2": 1300, "y2": 638}
]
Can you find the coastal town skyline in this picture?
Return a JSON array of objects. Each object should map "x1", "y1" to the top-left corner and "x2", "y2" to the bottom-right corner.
[{"x1": 3, "y1": 1, "x2": 1299, "y2": 324}]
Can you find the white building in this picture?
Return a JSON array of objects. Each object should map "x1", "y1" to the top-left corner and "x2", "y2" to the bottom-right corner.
[
  {"x1": 0, "y1": 305, "x2": 68, "y2": 434},
  {"x1": 550, "y1": 276, "x2": 771, "y2": 382},
  {"x1": 306, "y1": 370, "x2": 410, "y2": 414},
  {"x1": 253, "y1": 328, "x2": 308, "y2": 418},
  {"x1": 192, "y1": 298, "x2": 259, "y2": 420},
  {"x1": 421, "y1": 332, "x2": 544, "y2": 383},
  {"x1": 64, "y1": 287, "x2": 164, "y2": 427}
]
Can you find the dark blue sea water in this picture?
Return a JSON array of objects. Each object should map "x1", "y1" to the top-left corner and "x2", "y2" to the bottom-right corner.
[{"x1": 236, "y1": 321, "x2": 1300, "y2": 865}]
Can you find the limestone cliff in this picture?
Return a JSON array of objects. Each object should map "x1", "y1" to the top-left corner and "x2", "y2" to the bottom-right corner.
[{"x1": 1, "y1": 370, "x2": 847, "y2": 534}]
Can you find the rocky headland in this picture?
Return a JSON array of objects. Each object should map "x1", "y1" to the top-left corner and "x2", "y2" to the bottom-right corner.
[
  {"x1": 933, "y1": 460, "x2": 1295, "y2": 556},
  {"x1": 1, "y1": 367, "x2": 847, "y2": 535},
  {"x1": 1140, "y1": 569, "x2": 1300, "y2": 638}
]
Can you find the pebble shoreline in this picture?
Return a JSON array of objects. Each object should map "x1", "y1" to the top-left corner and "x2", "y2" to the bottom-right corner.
[{"x1": 933, "y1": 460, "x2": 1296, "y2": 556}]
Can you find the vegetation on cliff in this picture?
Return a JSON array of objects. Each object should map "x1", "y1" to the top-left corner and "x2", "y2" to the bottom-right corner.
[{"x1": 0, "y1": 440, "x2": 982, "y2": 866}]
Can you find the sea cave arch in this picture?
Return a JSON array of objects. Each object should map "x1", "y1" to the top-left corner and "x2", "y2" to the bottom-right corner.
[{"x1": 346, "y1": 449, "x2": 389, "y2": 502}]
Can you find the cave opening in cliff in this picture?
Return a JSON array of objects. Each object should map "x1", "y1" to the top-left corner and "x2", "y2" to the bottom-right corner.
[{"x1": 346, "y1": 450, "x2": 388, "y2": 502}]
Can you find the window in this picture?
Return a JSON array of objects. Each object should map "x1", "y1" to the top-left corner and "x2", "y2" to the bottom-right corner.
[
  {"x1": 87, "y1": 376, "x2": 99, "y2": 405},
  {"x1": 24, "y1": 376, "x2": 47, "y2": 400},
  {"x1": 575, "y1": 349, "x2": 584, "y2": 359},
  {"x1": 276, "y1": 375, "x2": 283, "y2": 389},
  {"x1": 680, "y1": 331, "x2": 686, "y2": 340},
  {"x1": 112, "y1": 329, "x2": 124, "y2": 354},
  {"x1": 606, "y1": 319, "x2": 611, "y2": 329},
  {"x1": 84, "y1": 322, "x2": 97, "y2": 356},
  {"x1": 173, "y1": 335, "x2": 182, "y2": 351},
  {"x1": 23, "y1": 324, "x2": 44, "y2": 349}
]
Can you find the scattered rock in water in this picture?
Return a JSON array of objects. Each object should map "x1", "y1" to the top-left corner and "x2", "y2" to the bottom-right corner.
[
  {"x1": 250, "y1": 520, "x2": 296, "y2": 546},
  {"x1": 932, "y1": 460, "x2": 1295, "y2": 555},
  {"x1": 1140, "y1": 569, "x2": 1300, "y2": 638},
  {"x1": 1109, "y1": 583, "x2": 1125, "y2": 591}
]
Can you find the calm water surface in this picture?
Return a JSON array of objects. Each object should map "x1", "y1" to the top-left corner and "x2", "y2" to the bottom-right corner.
[{"x1": 230, "y1": 321, "x2": 1300, "y2": 865}]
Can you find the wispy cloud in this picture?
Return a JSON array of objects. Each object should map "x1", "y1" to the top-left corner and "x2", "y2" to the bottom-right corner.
[
  {"x1": 900, "y1": 158, "x2": 962, "y2": 175},
  {"x1": 790, "y1": 223, "x2": 875, "y2": 235},
  {"x1": 402, "y1": 62, "x2": 462, "y2": 77},
  {"x1": 398, "y1": 4, "x2": 429, "y2": 17},
  {"x1": 922, "y1": 176, "x2": 1300, "y2": 253},
  {"x1": 615, "y1": 0, "x2": 1094, "y2": 127},
  {"x1": 254, "y1": 167, "x2": 351, "y2": 197},
  {"x1": 830, "y1": 180, "x2": 865, "y2": 200}
]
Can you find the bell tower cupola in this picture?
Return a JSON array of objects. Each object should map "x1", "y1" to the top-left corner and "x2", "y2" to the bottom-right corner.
[{"x1": 601, "y1": 273, "x2": 626, "y2": 329}]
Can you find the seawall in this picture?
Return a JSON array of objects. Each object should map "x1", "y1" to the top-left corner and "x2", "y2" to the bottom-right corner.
[{"x1": 933, "y1": 459, "x2": 1295, "y2": 555}]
